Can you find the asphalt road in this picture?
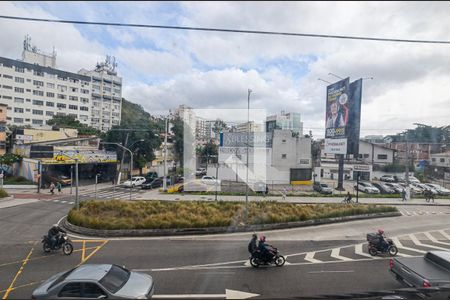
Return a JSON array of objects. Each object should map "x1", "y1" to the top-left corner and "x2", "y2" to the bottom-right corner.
[{"x1": 1, "y1": 194, "x2": 450, "y2": 299}]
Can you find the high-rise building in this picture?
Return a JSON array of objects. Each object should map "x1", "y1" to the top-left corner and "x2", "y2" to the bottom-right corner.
[
  {"x1": 266, "y1": 111, "x2": 303, "y2": 135},
  {"x1": 0, "y1": 36, "x2": 121, "y2": 132},
  {"x1": 78, "y1": 56, "x2": 122, "y2": 132}
]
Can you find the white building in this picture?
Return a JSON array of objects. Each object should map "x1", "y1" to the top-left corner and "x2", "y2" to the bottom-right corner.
[
  {"x1": 266, "y1": 111, "x2": 303, "y2": 136},
  {"x1": 235, "y1": 121, "x2": 264, "y2": 133},
  {"x1": 78, "y1": 56, "x2": 122, "y2": 132},
  {"x1": 430, "y1": 152, "x2": 450, "y2": 168},
  {"x1": 0, "y1": 37, "x2": 121, "y2": 132}
]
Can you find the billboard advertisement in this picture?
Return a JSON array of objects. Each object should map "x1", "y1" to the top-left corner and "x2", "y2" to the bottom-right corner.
[
  {"x1": 324, "y1": 78, "x2": 362, "y2": 155},
  {"x1": 325, "y1": 78, "x2": 349, "y2": 139}
]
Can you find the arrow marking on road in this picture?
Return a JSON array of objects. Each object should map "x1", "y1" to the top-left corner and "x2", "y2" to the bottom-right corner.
[
  {"x1": 354, "y1": 243, "x2": 379, "y2": 259},
  {"x1": 152, "y1": 289, "x2": 259, "y2": 299},
  {"x1": 330, "y1": 248, "x2": 352, "y2": 261},
  {"x1": 391, "y1": 237, "x2": 426, "y2": 254},
  {"x1": 304, "y1": 252, "x2": 322, "y2": 263},
  {"x1": 424, "y1": 232, "x2": 450, "y2": 246},
  {"x1": 409, "y1": 234, "x2": 450, "y2": 251}
]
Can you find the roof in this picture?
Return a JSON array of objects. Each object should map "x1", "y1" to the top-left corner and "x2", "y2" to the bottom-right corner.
[{"x1": 67, "y1": 264, "x2": 112, "y2": 281}]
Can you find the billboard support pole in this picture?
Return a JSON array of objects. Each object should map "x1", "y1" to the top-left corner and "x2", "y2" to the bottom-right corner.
[{"x1": 337, "y1": 154, "x2": 345, "y2": 191}]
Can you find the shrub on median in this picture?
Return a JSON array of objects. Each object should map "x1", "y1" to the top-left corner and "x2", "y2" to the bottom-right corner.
[
  {"x1": 67, "y1": 200, "x2": 398, "y2": 230},
  {"x1": 0, "y1": 189, "x2": 8, "y2": 198}
]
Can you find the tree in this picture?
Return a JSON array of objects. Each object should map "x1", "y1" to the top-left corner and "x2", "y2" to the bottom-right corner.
[
  {"x1": 212, "y1": 119, "x2": 228, "y2": 136},
  {"x1": 0, "y1": 153, "x2": 22, "y2": 174},
  {"x1": 199, "y1": 142, "x2": 218, "y2": 164},
  {"x1": 46, "y1": 115, "x2": 101, "y2": 136}
]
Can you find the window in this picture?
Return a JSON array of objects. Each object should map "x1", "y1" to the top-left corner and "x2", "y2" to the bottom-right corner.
[
  {"x1": 13, "y1": 118, "x2": 23, "y2": 123},
  {"x1": 80, "y1": 106, "x2": 89, "y2": 111},
  {"x1": 25, "y1": 109, "x2": 30, "y2": 112},
  {"x1": 14, "y1": 87, "x2": 24, "y2": 93},
  {"x1": 46, "y1": 92, "x2": 55, "y2": 98},
  {"x1": 46, "y1": 101, "x2": 55, "y2": 107},
  {"x1": 440, "y1": 158, "x2": 446, "y2": 163},
  {"x1": 363, "y1": 154, "x2": 369, "y2": 158},
  {"x1": 25, "y1": 118, "x2": 30, "y2": 122},
  {"x1": 32, "y1": 100, "x2": 44, "y2": 106},
  {"x1": 58, "y1": 282, "x2": 82, "y2": 298},
  {"x1": 81, "y1": 97, "x2": 89, "y2": 104},
  {"x1": 2, "y1": 85, "x2": 12, "y2": 90},
  {"x1": 93, "y1": 84, "x2": 101, "y2": 90},
  {"x1": 56, "y1": 112, "x2": 66, "y2": 116},
  {"x1": 81, "y1": 89, "x2": 89, "y2": 94},
  {"x1": 32, "y1": 119, "x2": 43, "y2": 125},
  {"x1": 432, "y1": 158, "x2": 436, "y2": 162},
  {"x1": 14, "y1": 97, "x2": 24, "y2": 103},
  {"x1": 282, "y1": 139, "x2": 286, "y2": 143},
  {"x1": 99, "y1": 265, "x2": 130, "y2": 293},
  {"x1": 33, "y1": 90, "x2": 44, "y2": 96},
  {"x1": 32, "y1": 109, "x2": 43, "y2": 115},
  {"x1": 377, "y1": 154, "x2": 388, "y2": 160},
  {"x1": 33, "y1": 70, "x2": 44, "y2": 77},
  {"x1": 15, "y1": 77, "x2": 24, "y2": 83},
  {"x1": 114, "y1": 88, "x2": 121, "y2": 93},
  {"x1": 57, "y1": 94, "x2": 67, "y2": 100},
  {"x1": 14, "y1": 107, "x2": 24, "y2": 113},
  {"x1": 46, "y1": 111, "x2": 54, "y2": 116},
  {"x1": 70, "y1": 87, "x2": 78, "y2": 93},
  {"x1": 15, "y1": 67, "x2": 24, "y2": 73},
  {"x1": 281, "y1": 154, "x2": 287, "y2": 159},
  {"x1": 83, "y1": 283, "x2": 107, "y2": 298},
  {"x1": 69, "y1": 96, "x2": 78, "y2": 101},
  {"x1": 57, "y1": 103, "x2": 66, "y2": 109},
  {"x1": 26, "y1": 79, "x2": 31, "y2": 82},
  {"x1": 2, "y1": 74, "x2": 13, "y2": 79},
  {"x1": 26, "y1": 89, "x2": 31, "y2": 92},
  {"x1": 2, "y1": 96, "x2": 12, "y2": 100},
  {"x1": 47, "y1": 83, "x2": 55, "y2": 89},
  {"x1": 26, "y1": 98, "x2": 31, "y2": 102},
  {"x1": 104, "y1": 87, "x2": 112, "y2": 92},
  {"x1": 33, "y1": 80, "x2": 44, "y2": 86},
  {"x1": 69, "y1": 105, "x2": 78, "y2": 110}
]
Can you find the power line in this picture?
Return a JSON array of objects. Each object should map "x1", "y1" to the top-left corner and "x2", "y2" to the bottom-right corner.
[{"x1": 1, "y1": 15, "x2": 450, "y2": 45}]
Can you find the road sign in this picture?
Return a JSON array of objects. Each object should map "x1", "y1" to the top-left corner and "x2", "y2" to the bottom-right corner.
[{"x1": 0, "y1": 173, "x2": 4, "y2": 179}]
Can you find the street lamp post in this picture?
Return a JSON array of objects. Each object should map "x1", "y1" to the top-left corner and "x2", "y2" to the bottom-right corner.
[
  {"x1": 163, "y1": 117, "x2": 168, "y2": 192},
  {"x1": 101, "y1": 142, "x2": 133, "y2": 200},
  {"x1": 245, "y1": 89, "x2": 252, "y2": 224},
  {"x1": 75, "y1": 158, "x2": 79, "y2": 210}
]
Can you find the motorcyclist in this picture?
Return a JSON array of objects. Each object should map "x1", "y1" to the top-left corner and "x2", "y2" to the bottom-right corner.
[
  {"x1": 258, "y1": 235, "x2": 274, "y2": 262},
  {"x1": 48, "y1": 224, "x2": 67, "y2": 250},
  {"x1": 377, "y1": 229, "x2": 389, "y2": 252},
  {"x1": 248, "y1": 233, "x2": 258, "y2": 256}
]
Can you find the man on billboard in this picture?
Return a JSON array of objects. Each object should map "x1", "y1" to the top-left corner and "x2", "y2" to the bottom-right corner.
[{"x1": 326, "y1": 97, "x2": 347, "y2": 129}]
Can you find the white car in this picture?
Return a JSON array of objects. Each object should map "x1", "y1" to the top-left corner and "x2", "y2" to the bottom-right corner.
[
  {"x1": 201, "y1": 176, "x2": 221, "y2": 186},
  {"x1": 354, "y1": 182, "x2": 380, "y2": 194},
  {"x1": 425, "y1": 184, "x2": 450, "y2": 196},
  {"x1": 123, "y1": 176, "x2": 146, "y2": 188}
]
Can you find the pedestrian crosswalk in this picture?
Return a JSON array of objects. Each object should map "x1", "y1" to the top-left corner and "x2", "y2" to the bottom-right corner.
[
  {"x1": 263, "y1": 228, "x2": 450, "y2": 266},
  {"x1": 397, "y1": 207, "x2": 450, "y2": 216},
  {"x1": 55, "y1": 187, "x2": 147, "y2": 202}
]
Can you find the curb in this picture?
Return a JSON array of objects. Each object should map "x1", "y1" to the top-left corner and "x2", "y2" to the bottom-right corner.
[{"x1": 62, "y1": 211, "x2": 401, "y2": 238}]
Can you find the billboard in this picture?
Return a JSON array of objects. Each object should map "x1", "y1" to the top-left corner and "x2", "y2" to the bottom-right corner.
[
  {"x1": 324, "y1": 78, "x2": 362, "y2": 155},
  {"x1": 220, "y1": 132, "x2": 272, "y2": 148}
]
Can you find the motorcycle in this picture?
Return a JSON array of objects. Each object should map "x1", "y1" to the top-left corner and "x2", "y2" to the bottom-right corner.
[
  {"x1": 42, "y1": 233, "x2": 73, "y2": 255},
  {"x1": 368, "y1": 238, "x2": 398, "y2": 257},
  {"x1": 250, "y1": 247, "x2": 286, "y2": 267}
]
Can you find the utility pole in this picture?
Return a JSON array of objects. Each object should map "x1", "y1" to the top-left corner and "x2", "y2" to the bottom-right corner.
[
  {"x1": 75, "y1": 158, "x2": 79, "y2": 210},
  {"x1": 118, "y1": 132, "x2": 129, "y2": 184},
  {"x1": 163, "y1": 117, "x2": 168, "y2": 192},
  {"x1": 245, "y1": 89, "x2": 252, "y2": 224}
]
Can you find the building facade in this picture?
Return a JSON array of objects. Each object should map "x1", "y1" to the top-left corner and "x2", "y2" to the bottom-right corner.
[
  {"x1": 266, "y1": 112, "x2": 303, "y2": 136},
  {"x1": 0, "y1": 37, "x2": 121, "y2": 132},
  {"x1": 0, "y1": 104, "x2": 7, "y2": 155}
]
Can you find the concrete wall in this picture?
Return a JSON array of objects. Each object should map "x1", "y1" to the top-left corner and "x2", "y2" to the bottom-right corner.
[{"x1": 358, "y1": 141, "x2": 394, "y2": 165}]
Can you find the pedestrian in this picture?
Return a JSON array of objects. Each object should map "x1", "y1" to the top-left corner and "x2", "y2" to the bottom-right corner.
[
  {"x1": 401, "y1": 189, "x2": 406, "y2": 202},
  {"x1": 49, "y1": 182, "x2": 55, "y2": 195},
  {"x1": 56, "y1": 182, "x2": 62, "y2": 194}
]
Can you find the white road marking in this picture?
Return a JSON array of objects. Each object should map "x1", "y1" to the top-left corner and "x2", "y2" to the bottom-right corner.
[
  {"x1": 396, "y1": 252, "x2": 412, "y2": 257},
  {"x1": 439, "y1": 230, "x2": 450, "y2": 240},
  {"x1": 61, "y1": 201, "x2": 67, "y2": 203},
  {"x1": 409, "y1": 234, "x2": 450, "y2": 251},
  {"x1": 304, "y1": 252, "x2": 322, "y2": 263},
  {"x1": 330, "y1": 248, "x2": 352, "y2": 261},
  {"x1": 391, "y1": 237, "x2": 426, "y2": 254},
  {"x1": 423, "y1": 232, "x2": 450, "y2": 246},
  {"x1": 308, "y1": 270, "x2": 354, "y2": 274},
  {"x1": 153, "y1": 289, "x2": 259, "y2": 299}
]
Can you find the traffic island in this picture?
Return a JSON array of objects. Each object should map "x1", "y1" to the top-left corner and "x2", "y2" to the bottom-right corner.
[{"x1": 64, "y1": 200, "x2": 400, "y2": 237}]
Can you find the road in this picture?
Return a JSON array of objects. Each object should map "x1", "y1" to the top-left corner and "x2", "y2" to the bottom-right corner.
[{"x1": 1, "y1": 188, "x2": 450, "y2": 299}]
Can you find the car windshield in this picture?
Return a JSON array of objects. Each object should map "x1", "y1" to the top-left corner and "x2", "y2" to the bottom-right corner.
[
  {"x1": 320, "y1": 184, "x2": 328, "y2": 187},
  {"x1": 99, "y1": 265, "x2": 130, "y2": 294},
  {"x1": 47, "y1": 268, "x2": 75, "y2": 291}
]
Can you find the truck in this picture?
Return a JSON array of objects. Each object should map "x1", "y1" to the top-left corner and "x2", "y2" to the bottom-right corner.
[{"x1": 390, "y1": 251, "x2": 450, "y2": 288}]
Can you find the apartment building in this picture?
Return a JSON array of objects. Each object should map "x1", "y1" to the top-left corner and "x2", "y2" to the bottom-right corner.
[{"x1": 0, "y1": 37, "x2": 121, "y2": 132}]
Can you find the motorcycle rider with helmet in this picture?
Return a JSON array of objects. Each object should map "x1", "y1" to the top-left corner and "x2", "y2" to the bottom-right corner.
[
  {"x1": 377, "y1": 229, "x2": 389, "y2": 252},
  {"x1": 248, "y1": 233, "x2": 258, "y2": 256},
  {"x1": 48, "y1": 224, "x2": 67, "y2": 250},
  {"x1": 258, "y1": 235, "x2": 275, "y2": 263}
]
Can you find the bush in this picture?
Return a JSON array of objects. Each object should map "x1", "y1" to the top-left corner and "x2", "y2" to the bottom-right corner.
[
  {"x1": 0, "y1": 189, "x2": 9, "y2": 198},
  {"x1": 68, "y1": 200, "x2": 397, "y2": 230}
]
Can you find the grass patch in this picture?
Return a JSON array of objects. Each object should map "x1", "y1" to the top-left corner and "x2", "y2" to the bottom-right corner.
[
  {"x1": 0, "y1": 189, "x2": 8, "y2": 198},
  {"x1": 68, "y1": 200, "x2": 398, "y2": 230},
  {"x1": 3, "y1": 176, "x2": 35, "y2": 185}
]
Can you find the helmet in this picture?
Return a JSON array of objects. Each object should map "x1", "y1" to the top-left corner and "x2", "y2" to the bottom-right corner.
[
  {"x1": 378, "y1": 229, "x2": 384, "y2": 235},
  {"x1": 52, "y1": 224, "x2": 59, "y2": 229},
  {"x1": 259, "y1": 235, "x2": 266, "y2": 242},
  {"x1": 252, "y1": 233, "x2": 257, "y2": 239}
]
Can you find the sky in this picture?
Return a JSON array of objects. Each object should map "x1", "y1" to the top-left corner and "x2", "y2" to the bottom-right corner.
[{"x1": 0, "y1": 1, "x2": 449, "y2": 138}]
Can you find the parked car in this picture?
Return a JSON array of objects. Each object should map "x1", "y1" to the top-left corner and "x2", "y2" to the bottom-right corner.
[
  {"x1": 409, "y1": 176, "x2": 421, "y2": 183},
  {"x1": 384, "y1": 183, "x2": 405, "y2": 194},
  {"x1": 145, "y1": 172, "x2": 158, "y2": 182},
  {"x1": 372, "y1": 182, "x2": 396, "y2": 194},
  {"x1": 413, "y1": 183, "x2": 438, "y2": 195},
  {"x1": 195, "y1": 168, "x2": 207, "y2": 176},
  {"x1": 123, "y1": 176, "x2": 146, "y2": 188},
  {"x1": 141, "y1": 178, "x2": 164, "y2": 190},
  {"x1": 354, "y1": 182, "x2": 380, "y2": 194},
  {"x1": 31, "y1": 264, "x2": 154, "y2": 299},
  {"x1": 425, "y1": 183, "x2": 450, "y2": 196},
  {"x1": 405, "y1": 183, "x2": 424, "y2": 195},
  {"x1": 393, "y1": 175, "x2": 406, "y2": 183},
  {"x1": 313, "y1": 182, "x2": 333, "y2": 194},
  {"x1": 390, "y1": 251, "x2": 450, "y2": 288},
  {"x1": 380, "y1": 175, "x2": 396, "y2": 182},
  {"x1": 57, "y1": 175, "x2": 72, "y2": 186},
  {"x1": 201, "y1": 176, "x2": 221, "y2": 186}
]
